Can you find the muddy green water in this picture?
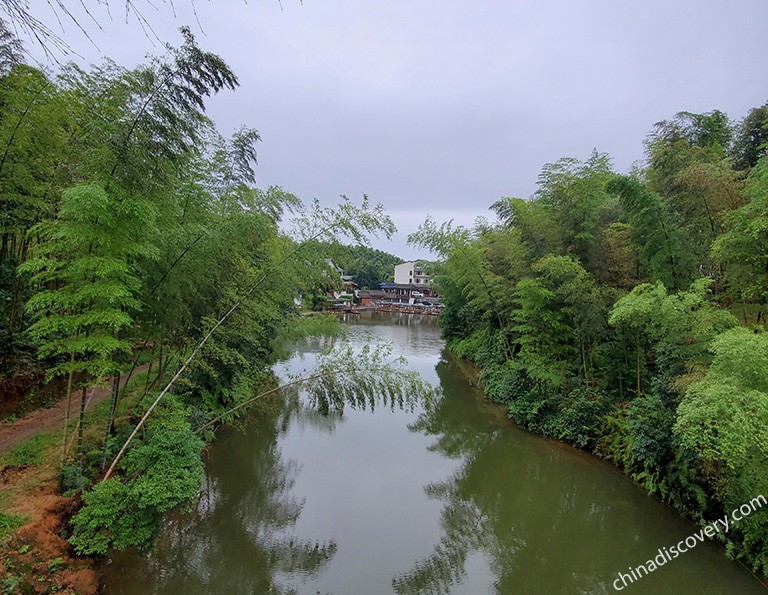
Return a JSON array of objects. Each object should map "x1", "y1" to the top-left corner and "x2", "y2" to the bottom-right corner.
[{"x1": 102, "y1": 312, "x2": 765, "y2": 594}]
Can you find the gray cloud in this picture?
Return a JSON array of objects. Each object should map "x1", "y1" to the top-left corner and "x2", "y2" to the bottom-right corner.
[{"x1": 19, "y1": 0, "x2": 768, "y2": 257}]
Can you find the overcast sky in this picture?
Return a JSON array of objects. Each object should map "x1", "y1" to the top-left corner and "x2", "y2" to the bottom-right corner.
[{"x1": 16, "y1": 0, "x2": 768, "y2": 258}]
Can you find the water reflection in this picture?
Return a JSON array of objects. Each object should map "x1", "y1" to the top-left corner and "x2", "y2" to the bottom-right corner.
[
  {"x1": 103, "y1": 397, "x2": 338, "y2": 594},
  {"x1": 395, "y1": 352, "x2": 766, "y2": 594},
  {"x1": 103, "y1": 314, "x2": 766, "y2": 595}
]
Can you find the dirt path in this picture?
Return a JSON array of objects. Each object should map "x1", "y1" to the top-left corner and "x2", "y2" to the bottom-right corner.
[{"x1": 0, "y1": 363, "x2": 151, "y2": 454}]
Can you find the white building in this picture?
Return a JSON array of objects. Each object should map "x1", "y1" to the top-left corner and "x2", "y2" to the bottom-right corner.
[{"x1": 394, "y1": 261, "x2": 432, "y2": 286}]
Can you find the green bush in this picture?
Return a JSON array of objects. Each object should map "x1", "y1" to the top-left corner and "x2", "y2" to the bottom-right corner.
[
  {"x1": 69, "y1": 414, "x2": 204, "y2": 555},
  {"x1": 628, "y1": 394, "x2": 676, "y2": 467},
  {"x1": 551, "y1": 389, "x2": 611, "y2": 448},
  {"x1": 595, "y1": 407, "x2": 636, "y2": 471},
  {"x1": 61, "y1": 463, "x2": 91, "y2": 495}
]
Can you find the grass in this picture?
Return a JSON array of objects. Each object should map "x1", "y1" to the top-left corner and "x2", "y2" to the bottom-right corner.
[
  {"x1": 0, "y1": 433, "x2": 58, "y2": 468},
  {"x1": 86, "y1": 394, "x2": 115, "y2": 425},
  {"x1": 0, "y1": 512, "x2": 27, "y2": 540},
  {"x1": 0, "y1": 433, "x2": 58, "y2": 539}
]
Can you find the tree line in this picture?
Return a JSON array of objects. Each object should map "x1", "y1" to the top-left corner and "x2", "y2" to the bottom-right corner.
[{"x1": 412, "y1": 105, "x2": 768, "y2": 576}]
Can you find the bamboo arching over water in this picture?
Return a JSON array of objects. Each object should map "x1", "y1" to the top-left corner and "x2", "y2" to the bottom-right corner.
[
  {"x1": 194, "y1": 358, "x2": 428, "y2": 435},
  {"x1": 104, "y1": 195, "x2": 397, "y2": 480},
  {"x1": 103, "y1": 275, "x2": 266, "y2": 480}
]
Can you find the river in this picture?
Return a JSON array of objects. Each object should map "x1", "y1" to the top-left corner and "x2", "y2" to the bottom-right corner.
[{"x1": 102, "y1": 312, "x2": 766, "y2": 594}]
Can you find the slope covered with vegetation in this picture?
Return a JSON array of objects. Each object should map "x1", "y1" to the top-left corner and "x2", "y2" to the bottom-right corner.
[
  {"x1": 412, "y1": 106, "x2": 768, "y2": 576},
  {"x1": 321, "y1": 243, "x2": 401, "y2": 289}
]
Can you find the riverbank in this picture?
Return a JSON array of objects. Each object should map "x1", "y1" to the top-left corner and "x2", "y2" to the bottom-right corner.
[
  {"x1": 0, "y1": 315, "x2": 343, "y2": 592},
  {"x1": 0, "y1": 366, "x2": 158, "y2": 593},
  {"x1": 450, "y1": 336, "x2": 768, "y2": 589},
  {"x1": 331, "y1": 303, "x2": 442, "y2": 316},
  {"x1": 0, "y1": 459, "x2": 98, "y2": 593},
  {"x1": 4, "y1": 312, "x2": 765, "y2": 593}
]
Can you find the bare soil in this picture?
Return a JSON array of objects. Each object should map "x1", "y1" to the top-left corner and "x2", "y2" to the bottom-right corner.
[{"x1": 1, "y1": 465, "x2": 98, "y2": 594}]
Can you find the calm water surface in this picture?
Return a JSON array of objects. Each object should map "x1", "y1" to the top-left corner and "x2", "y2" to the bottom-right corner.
[{"x1": 102, "y1": 313, "x2": 766, "y2": 594}]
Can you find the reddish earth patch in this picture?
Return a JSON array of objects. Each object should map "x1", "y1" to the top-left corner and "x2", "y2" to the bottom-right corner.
[
  {"x1": 2, "y1": 477, "x2": 97, "y2": 594},
  {"x1": 0, "y1": 464, "x2": 30, "y2": 483},
  {"x1": 0, "y1": 364, "x2": 150, "y2": 592}
]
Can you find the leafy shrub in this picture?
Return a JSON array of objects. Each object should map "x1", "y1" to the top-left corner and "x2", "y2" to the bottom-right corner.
[
  {"x1": 479, "y1": 363, "x2": 519, "y2": 405},
  {"x1": 595, "y1": 406, "x2": 636, "y2": 471},
  {"x1": 61, "y1": 463, "x2": 90, "y2": 495},
  {"x1": 552, "y1": 389, "x2": 611, "y2": 448},
  {"x1": 68, "y1": 479, "x2": 143, "y2": 555},
  {"x1": 507, "y1": 388, "x2": 558, "y2": 435},
  {"x1": 628, "y1": 393, "x2": 676, "y2": 467},
  {"x1": 69, "y1": 418, "x2": 204, "y2": 555}
]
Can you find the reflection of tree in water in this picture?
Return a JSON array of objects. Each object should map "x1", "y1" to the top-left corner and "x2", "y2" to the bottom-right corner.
[
  {"x1": 394, "y1": 352, "x2": 618, "y2": 594},
  {"x1": 106, "y1": 394, "x2": 337, "y2": 594},
  {"x1": 273, "y1": 332, "x2": 438, "y2": 424},
  {"x1": 392, "y1": 475, "x2": 495, "y2": 594}
]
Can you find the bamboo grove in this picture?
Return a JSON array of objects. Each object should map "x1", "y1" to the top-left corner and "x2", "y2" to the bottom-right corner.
[
  {"x1": 0, "y1": 26, "x2": 399, "y2": 554},
  {"x1": 410, "y1": 107, "x2": 768, "y2": 576}
]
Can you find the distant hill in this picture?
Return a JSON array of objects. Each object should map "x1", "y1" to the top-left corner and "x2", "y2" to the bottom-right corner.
[{"x1": 323, "y1": 244, "x2": 402, "y2": 289}]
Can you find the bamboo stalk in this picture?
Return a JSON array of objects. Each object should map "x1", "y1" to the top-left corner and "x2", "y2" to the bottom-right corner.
[
  {"x1": 76, "y1": 385, "x2": 87, "y2": 463},
  {"x1": 59, "y1": 352, "x2": 76, "y2": 471},
  {"x1": 103, "y1": 220, "x2": 381, "y2": 480},
  {"x1": 194, "y1": 371, "x2": 333, "y2": 434},
  {"x1": 101, "y1": 371, "x2": 120, "y2": 470}
]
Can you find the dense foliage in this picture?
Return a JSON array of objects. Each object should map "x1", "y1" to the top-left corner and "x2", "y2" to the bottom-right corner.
[
  {"x1": 321, "y1": 243, "x2": 401, "y2": 289},
  {"x1": 0, "y1": 28, "x2": 398, "y2": 554},
  {"x1": 412, "y1": 105, "x2": 768, "y2": 575}
]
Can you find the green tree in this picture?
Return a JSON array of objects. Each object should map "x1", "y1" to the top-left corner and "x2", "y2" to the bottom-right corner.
[
  {"x1": 607, "y1": 176, "x2": 696, "y2": 290},
  {"x1": 21, "y1": 184, "x2": 157, "y2": 462},
  {"x1": 643, "y1": 110, "x2": 742, "y2": 276},
  {"x1": 591, "y1": 222, "x2": 641, "y2": 290},
  {"x1": 532, "y1": 151, "x2": 617, "y2": 273},
  {"x1": 0, "y1": 64, "x2": 70, "y2": 340},
  {"x1": 608, "y1": 279, "x2": 737, "y2": 399},
  {"x1": 511, "y1": 255, "x2": 605, "y2": 392},
  {"x1": 671, "y1": 161, "x2": 744, "y2": 247},
  {"x1": 676, "y1": 327, "x2": 768, "y2": 474},
  {"x1": 490, "y1": 196, "x2": 562, "y2": 262},
  {"x1": 711, "y1": 156, "x2": 768, "y2": 321},
  {"x1": 409, "y1": 216, "x2": 515, "y2": 361},
  {"x1": 648, "y1": 110, "x2": 733, "y2": 156},
  {"x1": 675, "y1": 327, "x2": 768, "y2": 574},
  {"x1": 731, "y1": 101, "x2": 768, "y2": 170},
  {"x1": 321, "y1": 243, "x2": 401, "y2": 289}
]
